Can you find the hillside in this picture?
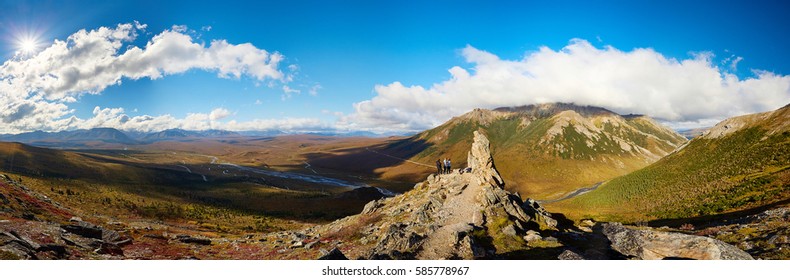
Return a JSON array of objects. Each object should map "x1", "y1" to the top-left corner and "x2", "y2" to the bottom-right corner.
[
  {"x1": 0, "y1": 130, "x2": 760, "y2": 260},
  {"x1": 0, "y1": 128, "x2": 138, "y2": 146},
  {"x1": 0, "y1": 128, "x2": 243, "y2": 147},
  {"x1": 552, "y1": 104, "x2": 790, "y2": 222},
  {"x1": 368, "y1": 103, "x2": 687, "y2": 199}
]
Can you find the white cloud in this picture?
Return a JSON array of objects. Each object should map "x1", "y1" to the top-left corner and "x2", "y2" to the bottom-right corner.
[
  {"x1": 171, "y1": 25, "x2": 187, "y2": 33},
  {"x1": 282, "y1": 85, "x2": 300, "y2": 94},
  {"x1": 281, "y1": 85, "x2": 300, "y2": 100},
  {"x1": 308, "y1": 84, "x2": 322, "y2": 96},
  {"x1": 63, "y1": 106, "x2": 331, "y2": 133},
  {"x1": 0, "y1": 22, "x2": 287, "y2": 134},
  {"x1": 342, "y1": 39, "x2": 790, "y2": 133},
  {"x1": 254, "y1": 99, "x2": 262, "y2": 105},
  {"x1": 209, "y1": 107, "x2": 231, "y2": 121},
  {"x1": 731, "y1": 56, "x2": 743, "y2": 71}
]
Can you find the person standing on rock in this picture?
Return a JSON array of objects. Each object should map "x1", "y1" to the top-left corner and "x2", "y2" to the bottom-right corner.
[
  {"x1": 447, "y1": 159, "x2": 452, "y2": 174},
  {"x1": 436, "y1": 159, "x2": 442, "y2": 175},
  {"x1": 443, "y1": 158, "x2": 449, "y2": 174}
]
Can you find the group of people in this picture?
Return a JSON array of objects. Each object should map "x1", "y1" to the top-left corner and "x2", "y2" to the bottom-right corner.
[{"x1": 436, "y1": 158, "x2": 452, "y2": 174}]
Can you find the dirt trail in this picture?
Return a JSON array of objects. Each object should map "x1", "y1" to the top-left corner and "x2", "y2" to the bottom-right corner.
[{"x1": 417, "y1": 172, "x2": 479, "y2": 259}]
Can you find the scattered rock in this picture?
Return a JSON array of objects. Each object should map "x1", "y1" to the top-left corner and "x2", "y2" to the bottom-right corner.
[
  {"x1": 101, "y1": 228, "x2": 122, "y2": 243},
  {"x1": 558, "y1": 250, "x2": 585, "y2": 260},
  {"x1": 305, "y1": 240, "x2": 320, "y2": 249},
  {"x1": 6, "y1": 230, "x2": 40, "y2": 250},
  {"x1": 290, "y1": 241, "x2": 304, "y2": 249},
  {"x1": 523, "y1": 230, "x2": 541, "y2": 242},
  {"x1": 543, "y1": 236, "x2": 559, "y2": 243},
  {"x1": 602, "y1": 223, "x2": 753, "y2": 260},
  {"x1": 0, "y1": 231, "x2": 38, "y2": 259},
  {"x1": 739, "y1": 241, "x2": 754, "y2": 251},
  {"x1": 501, "y1": 224, "x2": 518, "y2": 237},
  {"x1": 362, "y1": 199, "x2": 384, "y2": 215},
  {"x1": 0, "y1": 243, "x2": 37, "y2": 260},
  {"x1": 94, "y1": 242, "x2": 123, "y2": 256},
  {"x1": 37, "y1": 244, "x2": 68, "y2": 258},
  {"x1": 768, "y1": 235, "x2": 789, "y2": 245},
  {"x1": 370, "y1": 223, "x2": 424, "y2": 259},
  {"x1": 178, "y1": 236, "x2": 212, "y2": 245},
  {"x1": 61, "y1": 221, "x2": 103, "y2": 239},
  {"x1": 318, "y1": 248, "x2": 348, "y2": 260},
  {"x1": 143, "y1": 234, "x2": 168, "y2": 240}
]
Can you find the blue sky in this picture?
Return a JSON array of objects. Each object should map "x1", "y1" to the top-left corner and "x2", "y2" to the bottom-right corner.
[{"x1": 1, "y1": 0, "x2": 789, "y2": 134}]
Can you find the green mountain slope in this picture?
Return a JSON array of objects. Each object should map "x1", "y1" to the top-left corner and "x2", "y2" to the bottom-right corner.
[
  {"x1": 552, "y1": 103, "x2": 790, "y2": 222},
  {"x1": 380, "y1": 103, "x2": 687, "y2": 199}
]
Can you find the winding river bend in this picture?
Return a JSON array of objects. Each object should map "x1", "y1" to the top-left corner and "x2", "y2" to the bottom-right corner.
[
  {"x1": 538, "y1": 182, "x2": 603, "y2": 204},
  {"x1": 219, "y1": 163, "x2": 396, "y2": 196}
]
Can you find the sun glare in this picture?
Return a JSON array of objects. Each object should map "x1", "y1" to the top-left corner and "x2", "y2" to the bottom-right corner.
[{"x1": 19, "y1": 38, "x2": 37, "y2": 54}]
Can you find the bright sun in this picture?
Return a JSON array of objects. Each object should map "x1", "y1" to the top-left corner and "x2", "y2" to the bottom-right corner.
[{"x1": 19, "y1": 39, "x2": 37, "y2": 54}]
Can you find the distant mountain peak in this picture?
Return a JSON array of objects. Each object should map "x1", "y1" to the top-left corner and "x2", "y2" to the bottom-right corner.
[{"x1": 493, "y1": 102, "x2": 617, "y2": 118}]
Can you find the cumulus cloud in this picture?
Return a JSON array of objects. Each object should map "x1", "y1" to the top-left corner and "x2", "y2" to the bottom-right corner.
[
  {"x1": 209, "y1": 107, "x2": 231, "y2": 121},
  {"x1": 62, "y1": 106, "x2": 331, "y2": 133},
  {"x1": 0, "y1": 22, "x2": 286, "y2": 133},
  {"x1": 342, "y1": 39, "x2": 790, "y2": 133}
]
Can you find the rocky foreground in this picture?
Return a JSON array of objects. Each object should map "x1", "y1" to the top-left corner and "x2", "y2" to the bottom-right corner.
[
  {"x1": 0, "y1": 131, "x2": 780, "y2": 259},
  {"x1": 263, "y1": 131, "x2": 755, "y2": 260}
]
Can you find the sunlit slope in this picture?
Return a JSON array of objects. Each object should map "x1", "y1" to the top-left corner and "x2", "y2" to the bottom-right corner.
[
  {"x1": 378, "y1": 103, "x2": 687, "y2": 199},
  {"x1": 553, "y1": 103, "x2": 790, "y2": 222}
]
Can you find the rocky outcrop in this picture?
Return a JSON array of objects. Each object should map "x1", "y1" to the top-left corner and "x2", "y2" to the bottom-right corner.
[
  {"x1": 602, "y1": 223, "x2": 753, "y2": 260},
  {"x1": 467, "y1": 131, "x2": 504, "y2": 188},
  {"x1": 314, "y1": 131, "x2": 560, "y2": 260}
]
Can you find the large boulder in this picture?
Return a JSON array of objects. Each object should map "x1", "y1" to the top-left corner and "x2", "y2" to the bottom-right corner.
[
  {"x1": 602, "y1": 223, "x2": 753, "y2": 260},
  {"x1": 61, "y1": 221, "x2": 103, "y2": 239}
]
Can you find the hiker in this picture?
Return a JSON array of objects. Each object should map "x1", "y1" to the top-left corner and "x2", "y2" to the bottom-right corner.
[
  {"x1": 442, "y1": 158, "x2": 449, "y2": 174},
  {"x1": 447, "y1": 159, "x2": 452, "y2": 173},
  {"x1": 435, "y1": 159, "x2": 442, "y2": 175}
]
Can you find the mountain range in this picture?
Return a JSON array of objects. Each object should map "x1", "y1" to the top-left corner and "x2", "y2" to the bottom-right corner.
[
  {"x1": 369, "y1": 103, "x2": 688, "y2": 199},
  {"x1": 0, "y1": 128, "x2": 244, "y2": 147}
]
